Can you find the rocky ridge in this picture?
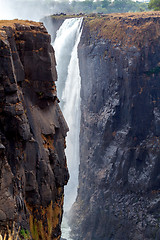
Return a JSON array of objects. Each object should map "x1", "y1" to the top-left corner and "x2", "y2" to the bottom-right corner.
[
  {"x1": 0, "y1": 20, "x2": 69, "y2": 239},
  {"x1": 69, "y1": 12, "x2": 160, "y2": 240}
]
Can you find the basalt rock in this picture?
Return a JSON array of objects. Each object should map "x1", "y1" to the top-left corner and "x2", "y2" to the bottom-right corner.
[
  {"x1": 69, "y1": 12, "x2": 160, "y2": 240},
  {"x1": 0, "y1": 20, "x2": 69, "y2": 239}
]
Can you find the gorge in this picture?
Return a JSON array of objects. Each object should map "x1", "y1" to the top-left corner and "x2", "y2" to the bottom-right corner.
[
  {"x1": 0, "y1": 10, "x2": 160, "y2": 240},
  {"x1": 53, "y1": 17, "x2": 83, "y2": 239},
  {"x1": 47, "y1": 12, "x2": 160, "y2": 240}
]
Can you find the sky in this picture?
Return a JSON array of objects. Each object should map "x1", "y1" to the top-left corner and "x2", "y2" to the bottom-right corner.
[{"x1": 0, "y1": 0, "x2": 53, "y2": 21}]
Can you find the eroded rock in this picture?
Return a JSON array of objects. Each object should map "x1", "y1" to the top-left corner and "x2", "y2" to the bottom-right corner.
[
  {"x1": 70, "y1": 12, "x2": 160, "y2": 240},
  {"x1": 0, "y1": 20, "x2": 69, "y2": 239}
]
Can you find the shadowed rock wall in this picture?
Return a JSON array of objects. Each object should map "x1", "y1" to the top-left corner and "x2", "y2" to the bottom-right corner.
[
  {"x1": 0, "y1": 20, "x2": 69, "y2": 240},
  {"x1": 70, "y1": 12, "x2": 160, "y2": 240}
]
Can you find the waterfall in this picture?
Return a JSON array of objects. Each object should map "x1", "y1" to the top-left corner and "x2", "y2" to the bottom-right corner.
[{"x1": 53, "y1": 18, "x2": 83, "y2": 239}]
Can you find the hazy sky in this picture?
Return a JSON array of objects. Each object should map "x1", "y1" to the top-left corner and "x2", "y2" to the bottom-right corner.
[{"x1": 0, "y1": 0, "x2": 53, "y2": 21}]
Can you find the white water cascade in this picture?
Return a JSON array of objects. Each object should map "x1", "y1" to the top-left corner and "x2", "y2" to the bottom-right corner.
[{"x1": 53, "y1": 18, "x2": 83, "y2": 239}]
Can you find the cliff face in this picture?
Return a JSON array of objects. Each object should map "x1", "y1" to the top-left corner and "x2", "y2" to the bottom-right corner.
[
  {"x1": 0, "y1": 20, "x2": 69, "y2": 239},
  {"x1": 70, "y1": 12, "x2": 160, "y2": 240}
]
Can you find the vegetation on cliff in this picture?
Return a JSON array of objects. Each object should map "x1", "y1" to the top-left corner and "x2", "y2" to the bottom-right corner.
[
  {"x1": 82, "y1": 12, "x2": 160, "y2": 48},
  {"x1": 149, "y1": 0, "x2": 160, "y2": 10}
]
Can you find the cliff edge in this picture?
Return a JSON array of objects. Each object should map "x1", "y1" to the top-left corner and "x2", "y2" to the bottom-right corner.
[
  {"x1": 70, "y1": 12, "x2": 160, "y2": 240},
  {"x1": 0, "y1": 20, "x2": 69, "y2": 239}
]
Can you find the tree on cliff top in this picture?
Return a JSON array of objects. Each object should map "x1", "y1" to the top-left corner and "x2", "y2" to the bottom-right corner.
[{"x1": 148, "y1": 0, "x2": 160, "y2": 10}]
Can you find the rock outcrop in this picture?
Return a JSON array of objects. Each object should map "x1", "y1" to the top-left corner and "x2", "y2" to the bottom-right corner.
[
  {"x1": 0, "y1": 20, "x2": 69, "y2": 239},
  {"x1": 69, "y1": 12, "x2": 160, "y2": 240}
]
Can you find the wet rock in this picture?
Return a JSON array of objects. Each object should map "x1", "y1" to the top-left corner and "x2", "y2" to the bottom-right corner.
[
  {"x1": 70, "y1": 12, "x2": 160, "y2": 240},
  {"x1": 0, "y1": 144, "x2": 5, "y2": 150},
  {"x1": 0, "y1": 20, "x2": 69, "y2": 239},
  {"x1": 0, "y1": 210, "x2": 6, "y2": 222}
]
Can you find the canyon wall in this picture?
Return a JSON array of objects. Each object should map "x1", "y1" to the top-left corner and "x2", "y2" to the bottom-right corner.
[
  {"x1": 70, "y1": 12, "x2": 160, "y2": 240},
  {"x1": 0, "y1": 20, "x2": 69, "y2": 239}
]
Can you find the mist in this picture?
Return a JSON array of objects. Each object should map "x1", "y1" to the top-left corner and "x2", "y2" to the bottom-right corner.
[
  {"x1": 0, "y1": 0, "x2": 149, "y2": 22},
  {"x1": 0, "y1": 0, "x2": 61, "y2": 21}
]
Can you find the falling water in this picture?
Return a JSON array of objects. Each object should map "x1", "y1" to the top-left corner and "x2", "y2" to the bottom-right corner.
[
  {"x1": 53, "y1": 18, "x2": 83, "y2": 239},
  {"x1": 0, "y1": 1, "x2": 82, "y2": 238}
]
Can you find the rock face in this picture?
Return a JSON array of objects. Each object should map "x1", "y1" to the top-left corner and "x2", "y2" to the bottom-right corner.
[
  {"x1": 70, "y1": 12, "x2": 160, "y2": 240},
  {"x1": 0, "y1": 20, "x2": 69, "y2": 239}
]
